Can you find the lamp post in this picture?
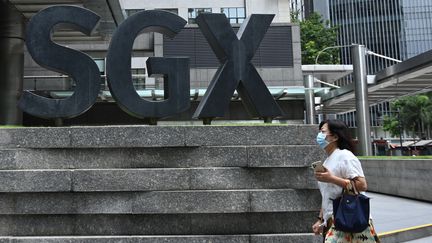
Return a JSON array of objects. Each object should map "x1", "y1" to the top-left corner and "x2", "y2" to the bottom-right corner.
[
  {"x1": 313, "y1": 44, "x2": 372, "y2": 155},
  {"x1": 304, "y1": 74, "x2": 316, "y2": 124},
  {"x1": 352, "y1": 44, "x2": 372, "y2": 156},
  {"x1": 315, "y1": 45, "x2": 352, "y2": 64}
]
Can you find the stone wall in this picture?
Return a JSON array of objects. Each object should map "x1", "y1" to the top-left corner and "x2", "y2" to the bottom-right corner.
[
  {"x1": 0, "y1": 125, "x2": 324, "y2": 242},
  {"x1": 361, "y1": 159, "x2": 432, "y2": 202}
]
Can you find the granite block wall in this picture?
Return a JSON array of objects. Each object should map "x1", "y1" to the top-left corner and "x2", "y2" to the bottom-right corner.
[{"x1": 0, "y1": 125, "x2": 324, "y2": 242}]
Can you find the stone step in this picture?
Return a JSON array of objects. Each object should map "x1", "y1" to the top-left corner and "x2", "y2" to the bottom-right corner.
[
  {"x1": 0, "y1": 168, "x2": 317, "y2": 192},
  {"x1": 0, "y1": 234, "x2": 322, "y2": 242},
  {"x1": 0, "y1": 189, "x2": 320, "y2": 214},
  {"x1": 0, "y1": 212, "x2": 317, "y2": 236},
  {"x1": 0, "y1": 125, "x2": 318, "y2": 148},
  {"x1": 0, "y1": 125, "x2": 322, "y2": 239},
  {"x1": 0, "y1": 145, "x2": 325, "y2": 169}
]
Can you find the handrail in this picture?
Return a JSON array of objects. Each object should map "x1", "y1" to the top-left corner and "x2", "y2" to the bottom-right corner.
[{"x1": 23, "y1": 74, "x2": 148, "y2": 79}]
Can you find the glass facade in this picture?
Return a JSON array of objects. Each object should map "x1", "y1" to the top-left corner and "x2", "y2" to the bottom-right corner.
[
  {"x1": 401, "y1": 0, "x2": 432, "y2": 59},
  {"x1": 336, "y1": 101, "x2": 391, "y2": 128},
  {"x1": 221, "y1": 7, "x2": 245, "y2": 24},
  {"x1": 329, "y1": 0, "x2": 404, "y2": 75},
  {"x1": 188, "y1": 8, "x2": 212, "y2": 24},
  {"x1": 326, "y1": 0, "x2": 432, "y2": 128},
  {"x1": 328, "y1": 0, "x2": 432, "y2": 74}
]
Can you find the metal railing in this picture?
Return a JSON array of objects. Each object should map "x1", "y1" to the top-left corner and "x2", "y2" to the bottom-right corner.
[
  {"x1": 23, "y1": 74, "x2": 152, "y2": 91},
  {"x1": 23, "y1": 75, "x2": 331, "y2": 101}
]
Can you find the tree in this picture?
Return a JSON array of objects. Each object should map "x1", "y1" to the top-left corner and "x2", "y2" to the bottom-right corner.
[
  {"x1": 382, "y1": 115, "x2": 401, "y2": 137},
  {"x1": 292, "y1": 12, "x2": 340, "y2": 64},
  {"x1": 383, "y1": 94, "x2": 432, "y2": 139}
]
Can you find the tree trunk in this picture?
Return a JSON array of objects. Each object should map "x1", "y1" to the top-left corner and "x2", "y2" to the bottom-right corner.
[
  {"x1": 426, "y1": 119, "x2": 431, "y2": 139},
  {"x1": 421, "y1": 120, "x2": 425, "y2": 138}
]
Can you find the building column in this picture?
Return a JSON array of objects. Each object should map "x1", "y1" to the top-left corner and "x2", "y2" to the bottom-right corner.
[
  {"x1": 352, "y1": 44, "x2": 372, "y2": 156},
  {"x1": 304, "y1": 74, "x2": 316, "y2": 124},
  {"x1": 0, "y1": 1, "x2": 25, "y2": 125}
]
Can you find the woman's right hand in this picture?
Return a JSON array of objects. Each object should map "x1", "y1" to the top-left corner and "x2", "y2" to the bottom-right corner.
[{"x1": 312, "y1": 220, "x2": 323, "y2": 235}]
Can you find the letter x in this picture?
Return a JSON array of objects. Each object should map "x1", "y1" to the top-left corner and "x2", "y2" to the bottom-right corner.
[{"x1": 193, "y1": 14, "x2": 283, "y2": 120}]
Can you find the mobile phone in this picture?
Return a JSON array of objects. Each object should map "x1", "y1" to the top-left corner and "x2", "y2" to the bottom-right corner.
[{"x1": 311, "y1": 161, "x2": 326, "y2": 172}]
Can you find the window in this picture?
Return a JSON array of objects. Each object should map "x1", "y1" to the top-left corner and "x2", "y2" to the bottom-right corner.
[
  {"x1": 158, "y1": 8, "x2": 178, "y2": 15},
  {"x1": 125, "y1": 9, "x2": 145, "y2": 17},
  {"x1": 221, "y1": 7, "x2": 246, "y2": 24},
  {"x1": 94, "y1": 59, "x2": 105, "y2": 74},
  {"x1": 94, "y1": 59, "x2": 106, "y2": 89},
  {"x1": 131, "y1": 68, "x2": 147, "y2": 90},
  {"x1": 188, "y1": 8, "x2": 212, "y2": 24}
]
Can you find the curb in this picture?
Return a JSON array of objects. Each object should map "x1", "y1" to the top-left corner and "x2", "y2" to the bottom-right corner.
[{"x1": 378, "y1": 224, "x2": 432, "y2": 242}]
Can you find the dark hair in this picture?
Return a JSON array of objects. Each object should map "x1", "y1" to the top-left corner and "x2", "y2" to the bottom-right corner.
[{"x1": 319, "y1": 119, "x2": 355, "y2": 152}]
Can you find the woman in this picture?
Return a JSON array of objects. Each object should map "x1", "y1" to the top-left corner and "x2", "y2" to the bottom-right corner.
[{"x1": 312, "y1": 119, "x2": 380, "y2": 242}]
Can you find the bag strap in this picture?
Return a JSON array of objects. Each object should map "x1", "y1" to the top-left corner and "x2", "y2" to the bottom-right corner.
[{"x1": 342, "y1": 179, "x2": 359, "y2": 195}]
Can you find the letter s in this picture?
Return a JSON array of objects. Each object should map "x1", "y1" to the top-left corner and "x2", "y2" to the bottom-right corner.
[{"x1": 18, "y1": 6, "x2": 101, "y2": 119}]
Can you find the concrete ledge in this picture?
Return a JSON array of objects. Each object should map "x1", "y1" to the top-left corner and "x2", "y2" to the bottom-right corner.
[
  {"x1": 0, "y1": 145, "x2": 324, "y2": 169},
  {"x1": 0, "y1": 125, "x2": 318, "y2": 148},
  {"x1": 0, "y1": 212, "x2": 317, "y2": 235},
  {"x1": 362, "y1": 159, "x2": 432, "y2": 202},
  {"x1": 0, "y1": 126, "x2": 185, "y2": 148},
  {"x1": 73, "y1": 169, "x2": 190, "y2": 192},
  {"x1": 0, "y1": 190, "x2": 320, "y2": 214},
  {"x1": 0, "y1": 128, "x2": 71, "y2": 148},
  {"x1": 0, "y1": 170, "x2": 71, "y2": 192},
  {"x1": 187, "y1": 168, "x2": 316, "y2": 191},
  {"x1": 184, "y1": 125, "x2": 318, "y2": 146},
  {"x1": 70, "y1": 126, "x2": 185, "y2": 148},
  {"x1": 0, "y1": 168, "x2": 317, "y2": 192},
  {"x1": 250, "y1": 190, "x2": 321, "y2": 212},
  {"x1": 378, "y1": 224, "x2": 432, "y2": 242},
  {"x1": 251, "y1": 234, "x2": 322, "y2": 243},
  {"x1": 0, "y1": 234, "x2": 322, "y2": 243},
  {"x1": 0, "y1": 236, "x2": 248, "y2": 243},
  {"x1": 248, "y1": 145, "x2": 325, "y2": 167}
]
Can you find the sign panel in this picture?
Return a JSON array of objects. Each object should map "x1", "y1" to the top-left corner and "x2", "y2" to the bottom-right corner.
[{"x1": 19, "y1": 6, "x2": 283, "y2": 122}]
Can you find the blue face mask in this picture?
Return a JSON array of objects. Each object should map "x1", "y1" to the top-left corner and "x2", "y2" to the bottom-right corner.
[{"x1": 316, "y1": 132, "x2": 329, "y2": 149}]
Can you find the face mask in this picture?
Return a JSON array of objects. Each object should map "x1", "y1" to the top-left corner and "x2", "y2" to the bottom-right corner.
[{"x1": 316, "y1": 132, "x2": 329, "y2": 149}]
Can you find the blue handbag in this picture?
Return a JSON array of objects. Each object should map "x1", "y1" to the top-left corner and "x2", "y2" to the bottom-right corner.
[{"x1": 332, "y1": 180, "x2": 370, "y2": 233}]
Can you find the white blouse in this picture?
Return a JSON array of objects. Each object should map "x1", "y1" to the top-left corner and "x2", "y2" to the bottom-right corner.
[{"x1": 318, "y1": 148, "x2": 365, "y2": 225}]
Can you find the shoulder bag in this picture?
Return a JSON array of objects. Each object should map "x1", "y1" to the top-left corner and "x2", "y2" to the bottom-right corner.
[{"x1": 332, "y1": 180, "x2": 370, "y2": 233}]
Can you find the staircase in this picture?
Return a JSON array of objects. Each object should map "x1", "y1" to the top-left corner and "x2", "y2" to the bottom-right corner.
[{"x1": 0, "y1": 125, "x2": 324, "y2": 242}]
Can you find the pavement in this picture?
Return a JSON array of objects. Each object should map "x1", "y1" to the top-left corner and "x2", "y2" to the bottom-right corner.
[
  {"x1": 368, "y1": 192, "x2": 432, "y2": 242},
  {"x1": 404, "y1": 236, "x2": 432, "y2": 242}
]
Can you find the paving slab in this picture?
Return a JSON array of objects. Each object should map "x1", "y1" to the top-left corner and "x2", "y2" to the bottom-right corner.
[
  {"x1": 404, "y1": 235, "x2": 432, "y2": 242},
  {"x1": 369, "y1": 192, "x2": 432, "y2": 233}
]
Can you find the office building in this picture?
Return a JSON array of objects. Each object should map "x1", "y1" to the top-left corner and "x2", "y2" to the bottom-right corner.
[
  {"x1": 311, "y1": 0, "x2": 432, "y2": 137},
  {"x1": 119, "y1": 0, "x2": 300, "y2": 94},
  {"x1": 120, "y1": 0, "x2": 292, "y2": 23},
  {"x1": 315, "y1": 0, "x2": 432, "y2": 74}
]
